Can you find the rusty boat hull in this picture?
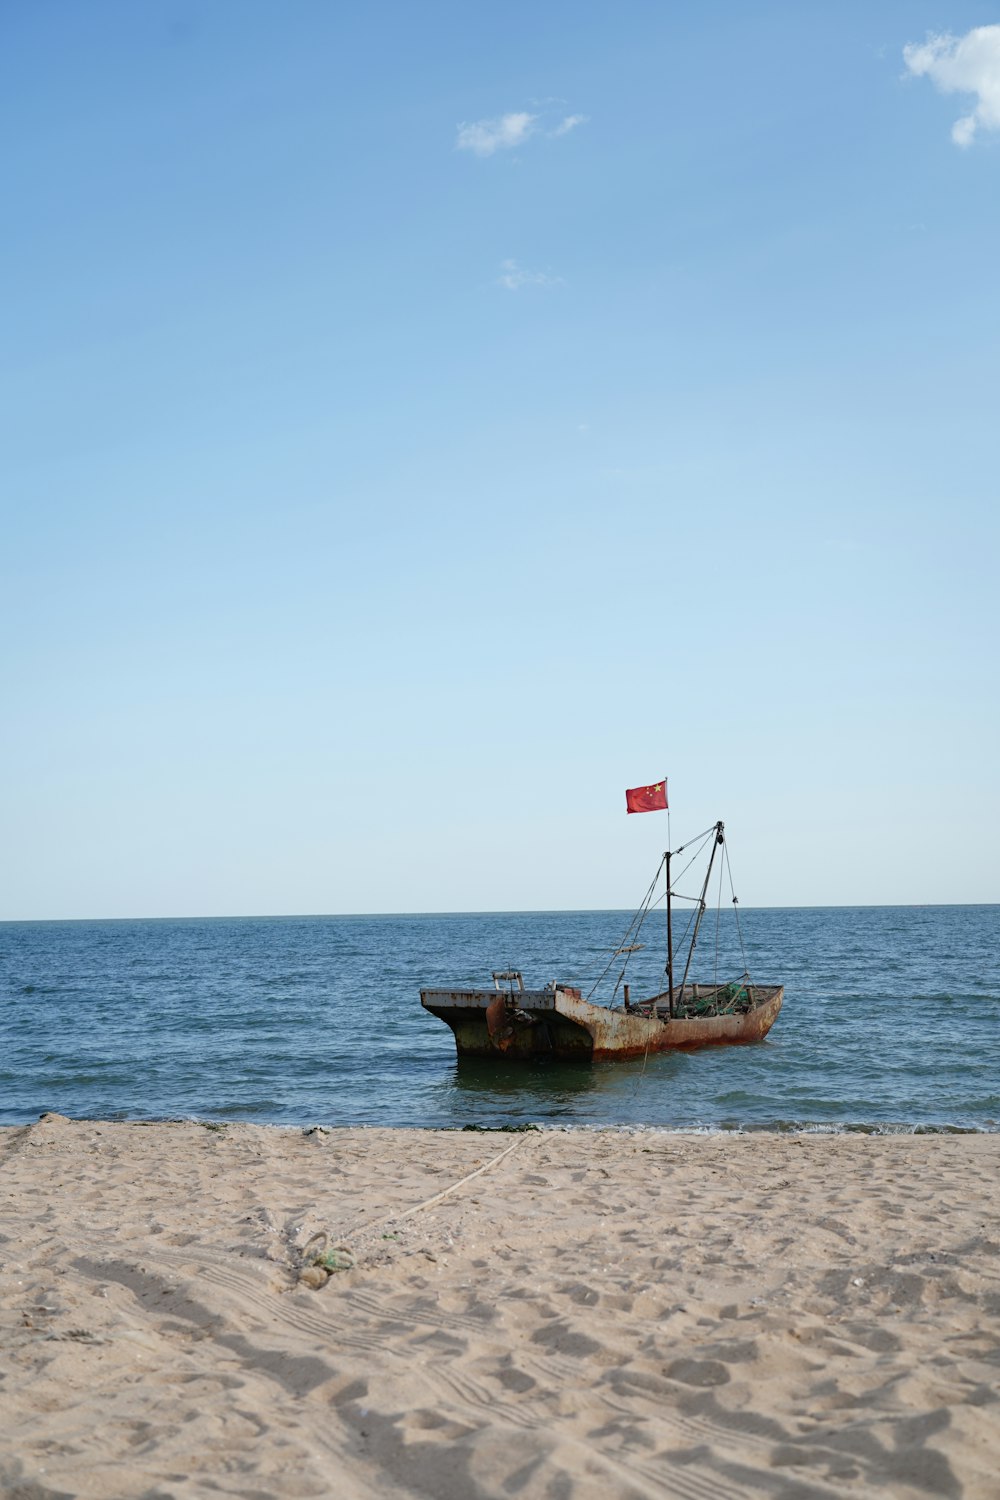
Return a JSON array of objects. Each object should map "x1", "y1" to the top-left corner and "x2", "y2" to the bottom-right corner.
[{"x1": 420, "y1": 983, "x2": 783, "y2": 1062}]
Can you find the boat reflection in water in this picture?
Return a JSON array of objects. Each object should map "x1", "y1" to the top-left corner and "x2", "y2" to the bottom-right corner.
[{"x1": 446, "y1": 1051, "x2": 683, "y2": 1124}]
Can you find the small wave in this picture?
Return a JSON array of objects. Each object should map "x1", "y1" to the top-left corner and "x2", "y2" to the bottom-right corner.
[{"x1": 528, "y1": 1119, "x2": 998, "y2": 1137}]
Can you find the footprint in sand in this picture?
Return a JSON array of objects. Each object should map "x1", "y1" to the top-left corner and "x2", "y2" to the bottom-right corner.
[{"x1": 664, "y1": 1358, "x2": 731, "y2": 1387}]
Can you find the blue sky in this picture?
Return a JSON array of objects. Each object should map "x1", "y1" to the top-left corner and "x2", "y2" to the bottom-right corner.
[{"x1": 2, "y1": 1, "x2": 998, "y2": 917}]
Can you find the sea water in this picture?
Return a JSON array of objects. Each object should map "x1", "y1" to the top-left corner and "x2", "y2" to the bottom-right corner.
[{"x1": 1, "y1": 905, "x2": 997, "y2": 1131}]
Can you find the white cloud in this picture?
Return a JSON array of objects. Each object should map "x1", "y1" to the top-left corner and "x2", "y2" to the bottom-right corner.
[
  {"x1": 456, "y1": 112, "x2": 536, "y2": 156},
  {"x1": 903, "y1": 25, "x2": 1000, "y2": 146},
  {"x1": 553, "y1": 113, "x2": 588, "y2": 136},
  {"x1": 456, "y1": 107, "x2": 587, "y2": 156},
  {"x1": 496, "y1": 259, "x2": 563, "y2": 291}
]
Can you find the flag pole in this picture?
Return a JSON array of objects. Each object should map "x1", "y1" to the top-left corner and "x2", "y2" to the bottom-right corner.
[
  {"x1": 666, "y1": 845, "x2": 675, "y2": 1017},
  {"x1": 666, "y1": 785, "x2": 673, "y2": 1016}
]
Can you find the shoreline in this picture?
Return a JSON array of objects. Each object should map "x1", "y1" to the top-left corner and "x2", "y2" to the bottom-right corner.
[
  {"x1": 3, "y1": 1113, "x2": 996, "y2": 1134},
  {"x1": 2, "y1": 1116, "x2": 998, "y2": 1498}
]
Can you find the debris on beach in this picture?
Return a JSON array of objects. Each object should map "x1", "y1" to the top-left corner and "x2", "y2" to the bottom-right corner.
[{"x1": 296, "y1": 1231, "x2": 355, "y2": 1288}]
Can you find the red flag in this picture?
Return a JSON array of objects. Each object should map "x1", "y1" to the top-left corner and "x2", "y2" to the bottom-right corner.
[{"x1": 625, "y1": 779, "x2": 668, "y2": 814}]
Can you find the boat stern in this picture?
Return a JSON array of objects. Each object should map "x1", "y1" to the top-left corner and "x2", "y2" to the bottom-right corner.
[{"x1": 420, "y1": 985, "x2": 597, "y2": 1059}]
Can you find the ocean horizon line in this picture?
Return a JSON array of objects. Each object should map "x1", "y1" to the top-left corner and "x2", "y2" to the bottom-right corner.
[{"x1": 2, "y1": 899, "x2": 997, "y2": 926}]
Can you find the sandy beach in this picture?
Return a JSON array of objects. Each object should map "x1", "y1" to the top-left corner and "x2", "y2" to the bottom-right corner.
[{"x1": 1, "y1": 1116, "x2": 997, "y2": 1499}]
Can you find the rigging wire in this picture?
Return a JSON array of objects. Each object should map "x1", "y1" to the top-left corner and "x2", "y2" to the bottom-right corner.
[
  {"x1": 586, "y1": 824, "x2": 755, "y2": 1003},
  {"x1": 723, "y1": 839, "x2": 751, "y2": 982},
  {"x1": 665, "y1": 901, "x2": 698, "y2": 977},
  {"x1": 674, "y1": 823, "x2": 718, "y2": 851},
  {"x1": 667, "y1": 828, "x2": 716, "y2": 896},
  {"x1": 656, "y1": 827, "x2": 715, "y2": 982},
  {"x1": 585, "y1": 854, "x2": 665, "y2": 1002}
]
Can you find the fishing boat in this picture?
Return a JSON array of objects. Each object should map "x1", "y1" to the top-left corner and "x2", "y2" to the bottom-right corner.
[{"x1": 420, "y1": 820, "x2": 783, "y2": 1061}]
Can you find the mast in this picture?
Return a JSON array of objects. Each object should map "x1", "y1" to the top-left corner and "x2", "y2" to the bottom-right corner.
[
  {"x1": 666, "y1": 848, "x2": 675, "y2": 1017},
  {"x1": 676, "y1": 821, "x2": 724, "y2": 1004}
]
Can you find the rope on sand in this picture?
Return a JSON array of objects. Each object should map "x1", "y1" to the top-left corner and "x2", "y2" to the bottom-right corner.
[
  {"x1": 295, "y1": 1136, "x2": 528, "y2": 1287},
  {"x1": 351, "y1": 1135, "x2": 526, "y2": 1240}
]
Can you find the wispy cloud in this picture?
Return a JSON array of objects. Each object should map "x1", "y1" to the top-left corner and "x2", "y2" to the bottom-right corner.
[
  {"x1": 456, "y1": 112, "x2": 537, "y2": 157},
  {"x1": 456, "y1": 107, "x2": 587, "y2": 156},
  {"x1": 904, "y1": 25, "x2": 1000, "y2": 146},
  {"x1": 496, "y1": 260, "x2": 563, "y2": 291},
  {"x1": 553, "y1": 113, "x2": 588, "y2": 137}
]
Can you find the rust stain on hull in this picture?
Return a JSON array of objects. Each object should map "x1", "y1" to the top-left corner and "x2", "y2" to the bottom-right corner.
[{"x1": 421, "y1": 985, "x2": 783, "y2": 1062}]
